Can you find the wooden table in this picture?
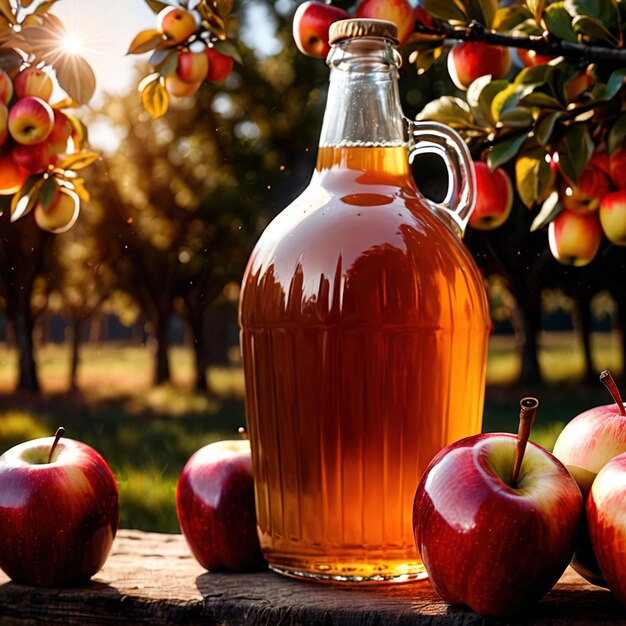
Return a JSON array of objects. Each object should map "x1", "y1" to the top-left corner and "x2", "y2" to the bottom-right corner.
[{"x1": 0, "y1": 530, "x2": 623, "y2": 625}]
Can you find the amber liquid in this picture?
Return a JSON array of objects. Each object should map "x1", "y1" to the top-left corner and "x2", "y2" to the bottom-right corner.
[{"x1": 239, "y1": 145, "x2": 490, "y2": 582}]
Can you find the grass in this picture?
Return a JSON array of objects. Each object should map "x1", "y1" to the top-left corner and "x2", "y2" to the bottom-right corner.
[{"x1": 0, "y1": 331, "x2": 622, "y2": 532}]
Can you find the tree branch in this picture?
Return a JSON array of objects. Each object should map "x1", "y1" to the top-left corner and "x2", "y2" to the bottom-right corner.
[{"x1": 415, "y1": 21, "x2": 626, "y2": 65}]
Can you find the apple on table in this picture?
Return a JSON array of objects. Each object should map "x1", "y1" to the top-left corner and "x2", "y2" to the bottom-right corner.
[
  {"x1": 413, "y1": 398, "x2": 582, "y2": 617},
  {"x1": 0, "y1": 427, "x2": 119, "y2": 587},
  {"x1": 177, "y1": 433, "x2": 265, "y2": 572}
]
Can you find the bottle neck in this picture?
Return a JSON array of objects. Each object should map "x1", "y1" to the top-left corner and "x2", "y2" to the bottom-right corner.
[{"x1": 317, "y1": 38, "x2": 407, "y2": 159}]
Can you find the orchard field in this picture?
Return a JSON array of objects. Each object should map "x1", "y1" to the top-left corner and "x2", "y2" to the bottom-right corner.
[{"x1": 0, "y1": 331, "x2": 621, "y2": 532}]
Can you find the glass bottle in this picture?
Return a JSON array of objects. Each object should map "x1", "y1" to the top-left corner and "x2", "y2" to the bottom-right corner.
[{"x1": 239, "y1": 18, "x2": 491, "y2": 583}]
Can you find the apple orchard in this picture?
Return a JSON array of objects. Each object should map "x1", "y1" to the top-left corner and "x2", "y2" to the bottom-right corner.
[{"x1": 3, "y1": 0, "x2": 626, "y2": 395}]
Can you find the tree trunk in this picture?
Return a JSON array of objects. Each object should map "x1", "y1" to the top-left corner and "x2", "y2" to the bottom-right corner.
[
  {"x1": 572, "y1": 294, "x2": 595, "y2": 383},
  {"x1": 13, "y1": 292, "x2": 39, "y2": 393},
  {"x1": 153, "y1": 311, "x2": 171, "y2": 385},
  {"x1": 513, "y1": 290, "x2": 543, "y2": 387},
  {"x1": 187, "y1": 310, "x2": 209, "y2": 393}
]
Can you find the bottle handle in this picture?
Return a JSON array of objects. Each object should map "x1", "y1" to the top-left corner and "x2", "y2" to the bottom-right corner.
[{"x1": 406, "y1": 119, "x2": 476, "y2": 237}]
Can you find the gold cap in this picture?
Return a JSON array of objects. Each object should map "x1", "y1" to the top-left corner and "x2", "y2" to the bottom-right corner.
[{"x1": 328, "y1": 18, "x2": 399, "y2": 46}]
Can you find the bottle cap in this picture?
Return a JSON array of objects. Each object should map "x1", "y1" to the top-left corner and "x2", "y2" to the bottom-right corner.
[{"x1": 328, "y1": 18, "x2": 399, "y2": 46}]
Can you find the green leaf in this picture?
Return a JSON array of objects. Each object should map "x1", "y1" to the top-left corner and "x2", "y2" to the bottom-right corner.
[
  {"x1": 493, "y1": 5, "x2": 533, "y2": 30},
  {"x1": 557, "y1": 125, "x2": 593, "y2": 184},
  {"x1": 465, "y1": 0, "x2": 498, "y2": 27},
  {"x1": 491, "y1": 84, "x2": 523, "y2": 122},
  {"x1": 544, "y1": 3, "x2": 578, "y2": 42},
  {"x1": 421, "y1": 0, "x2": 468, "y2": 23},
  {"x1": 572, "y1": 15, "x2": 620, "y2": 45},
  {"x1": 519, "y1": 91, "x2": 564, "y2": 108},
  {"x1": 535, "y1": 111, "x2": 565, "y2": 146},
  {"x1": 417, "y1": 96, "x2": 475, "y2": 128},
  {"x1": 591, "y1": 68, "x2": 626, "y2": 102},
  {"x1": 213, "y1": 39, "x2": 243, "y2": 65},
  {"x1": 608, "y1": 114, "x2": 626, "y2": 154},
  {"x1": 141, "y1": 76, "x2": 169, "y2": 119},
  {"x1": 39, "y1": 177, "x2": 58, "y2": 212},
  {"x1": 564, "y1": 0, "x2": 621, "y2": 34},
  {"x1": 530, "y1": 191, "x2": 563, "y2": 231},
  {"x1": 158, "y1": 50, "x2": 178, "y2": 77},
  {"x1": 488, "y1": 132, "x2": 529, "y2": 169},
  {"x1": 467, "y1": 77, "x2": 509, "y2": 126},
  {"x1": 149, "y1": 48, "x2": 170, "y2": 67},
  {"x1": 499, "y1": 108, "x2": 534, "y2": 128},
  {"x1": 516, "y1": 146, "x2": 552, "y2": 207}
]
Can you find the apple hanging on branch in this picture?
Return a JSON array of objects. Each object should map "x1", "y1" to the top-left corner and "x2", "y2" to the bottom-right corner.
[
  {"x1": 128, "y1": 0, "x2": 242, "y2": 119},
  {"x1": 0, "y1": 3, "x2": 100, "y2": 234},
  {"x1": 413, "y1": 397, "x2": 582, "y2": 617}
]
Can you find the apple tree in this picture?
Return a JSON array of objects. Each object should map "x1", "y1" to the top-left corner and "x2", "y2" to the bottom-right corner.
[{"x1": 0, "y1": 0, "x2": 99, "y2": 392}]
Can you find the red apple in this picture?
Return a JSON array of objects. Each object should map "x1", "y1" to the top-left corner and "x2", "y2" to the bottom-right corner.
[
  {"x1": 0, "y1": 428, "x2": 118, "y2": 586},
  {"x1": 609, "y1": 148, "x2": 626, "y2": 190},
  {"x1": 553, "y1": 370, "x2": 626, "y2": 586},
  {"x1": 176, "y1": 439, "x2": 265, "y2": 572},
  {"x1": 292, "y1": 1, "x2": 349, "y2": 59},
  {"x1": 48, "y1": 110, "x2": 73, "y2": 154},
  {"x1": 177, "y1": 50, "x2": 209, "y2": 84},
  {"x1": 587, "y1": 451, "x2": 626, "y2": 606},
  {"x1": 413, "y1": 399, "x2": 582, "y2": 617},
  {"x1": 165, "y1": 74, "x2": 201, "y2": 97},
  {"x1": 156, "y1": 6, "x2": 197, "y2": 44},
  {"x1": 447, "y1": 41, "x2": 511, "y2": 90},
  {"x1": 517, "y1": 48, "x2": 554, "y2": 67},
  {"x1": 12, "y1": 141, "x2": 54, "y2": 174},
  {"x1": 355, "y1": 0, "x2": 415, "y2": 48},
  {"x1": 8, "y1": 96, "x2": 54, "y2": 145},
  {"x1": 548, "y1": 209, "x2": 602, "y2": 266},
  {"x1": 0, "y1": 148, "x2": 28, "y2": 195},
  {"x1": 0, "y1": 68, "x2": 13, "y2": 105},
  {"x1": 0, "y1": 101, "x2": 7, "y2": 146},
  {"x1": 562, "y1": 165, "x2": 612, "y2": 213},
  {"x1": 205, "y1": 47, "x2": 234, "y2": 83},
  {"x1": 34, "y1": 187, "x2": 80, "y2": 233},
  {"x1": 590, "y1": 151, "x2": 611, "y2": 178},
  {"x1": 13, "y1": 68, "x2": 53, "y2": 102},
  {"x1": 600, "y1": 190, "x2": 626, "y2": 246},
  {"x1": 468, "y1": 162, "x2": 513, "y2": 230}
]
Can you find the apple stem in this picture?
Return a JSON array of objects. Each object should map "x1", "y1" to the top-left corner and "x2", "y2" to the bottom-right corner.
[
  {"x1": 600, "y1": 370, "x2": 626, "y2": 416},
  {"x1": 511, "y1": 398, "x2": 539, "y2": 487},
  {"x1": 238, "y1": 427, "x2": 249, "y2": 441},
  {"x1": 47, "y1": 427, "x2": 65, "y2": 464}
]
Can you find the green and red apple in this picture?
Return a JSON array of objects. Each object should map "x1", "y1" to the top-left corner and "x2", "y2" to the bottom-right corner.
[
  {"x1": 355, "y1": 0, "x2": 415, "y2": 48},
  {"x1": 600, "y1": 190, "x2": 626, "y2": 246},
  {"x1": 34, "y1": 187, "x2": 80, "y2": 233},
  {"x1": 548, "y1": 209, "x2": 602, "y2": 266},
  {"x1": 468, "y1": 161, "x2": 513, "y2": 230},
  {"x1": 292, "y1": 1, "x2": 349, "y2": 58},
  {"x1": 157, "y1": 6, "x2": 197, "y2": 44},
  {"x1": 177, "y1": 50, "x2": 209, "y2": 84},
  {"x1": 0, "y1": 68, "x2": 13, "y2": 106},
  {"x1": 8, "y1": 96, "x2": 55, "y2": 145},
  {"x1": 447, "y1": 41, "x2": 511, "y2": 90},
  {"x1": 14, "y1": 68, "x2": 53, "y2": 102}
]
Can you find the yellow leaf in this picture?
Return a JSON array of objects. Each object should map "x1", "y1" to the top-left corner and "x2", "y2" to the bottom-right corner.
[
  {"x1": 52, "y1": 97, "x2": 80, "y2": 110},
  {"x1": 216, "y1": 0, "x2": 233, "y2": 17},
  {"x1": 142, "y1": 77, "x2": 169, "y2": 119},
  {"x1": 33, "y1": 0, "x2": 61, "y2": 17},
  {"x1": 54, "y1": 53, "x2": 97, "y2": 105},
  {"x1": 70, "y1": 177, "x2": 90, "y2": 202},
  {"x1": 10, "y1": 176, "x2": 44, "y2": 222},
  {"x1": 0, "y1": 0, "x2": 15, "y2": 25},
  {"x1": 197, "y1": 1, "x2": 227, "y2": 39},
  {"x1": 58, "y1": 151, "x2": 100, "y2": 171},
  {"x1": 127, "y1": 29, "x2": 165, "y2": 55}
]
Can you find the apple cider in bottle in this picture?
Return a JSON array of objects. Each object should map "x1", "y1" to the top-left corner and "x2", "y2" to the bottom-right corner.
[{"x1": 239, "y1": 18, "x2": 491, "y2": 583}]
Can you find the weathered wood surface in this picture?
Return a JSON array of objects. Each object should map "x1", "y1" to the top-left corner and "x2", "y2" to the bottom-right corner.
[{"x1": 0, "y1": 529, "x2": 623, "y2": 625}]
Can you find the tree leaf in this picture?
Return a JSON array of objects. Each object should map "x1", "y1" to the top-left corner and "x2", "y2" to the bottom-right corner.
[
  {"x1": 544, "y1": 2, "x2": 578, "y2": 42},
  {"x1": 39, "y1": 177, "x2": 58, "y2": 211},
  {"x1": 519, "y1": 91, "x2": 564, "y2": 108},
  {"x1": 197, "y1": 0, "x2": 227, "y2": 39},
  {"x1": 557, "y1": 125, "x2": 593, "y2": 184},
  {"x1": 572, "y1": 15, "x2": 619, "y2": 45},
  {"x1": 591, "y1": 67, "x2": 626, "y2": 102},
  {"x1": 213, "y1": 39, "x2": 242, "y2": 65},
  {"x1": 216, "y1": 0, "x2": 233, "y2": 17},
  {"x1": 467, "y1": 76, "x2": 508, "y2": 126},
  {"x1": 530, "y1": 191, "x2": 563, "y2": 231},
  {"x1": 499, "y1": 108, "x2": 534, "y2": 128},
  {"x1": 58, "y1": 151, "x2": 100, "y2": 171},
  {"x1": 465, "y1": 0, "x2": 498, "y2": 27},
  {"x1": 535, "y1": 111, "x2": 565, "y2": 146},
  {"x1": 10, "y1": 175, "x2": 42, "y2": 222},
  {"x1": 54, "y1": 53, "x2": 97, "y2": 105},
  {"x1": 142, "y1": 76, "x2": 169, "y2": 119},
  {"x1": 158, "y1": 50, "x2": 178, "y2": 77},
  {"x1": 70, "y1": 177, "x2": 90, "y2": 202},
  {"x1": 564, "y1": 0, "x2": 621, "y2": 34},
  {"x1": 493, "y1": 5, "x2": 534, "y2": 30},
  {"x1": 487, "y1": 132, "x2": 529, "y2": 169},
  {"x1": 149, "y1": 48, "x2": 170, "y2": 67},
  {"x1": 20, "y1": 25, "x2": 61, "y2": 59},
  {"x1": 33, "y1": 0, "x2": 61, "y2": 17},
  {"x1": 144, "y1": 0, "x2": 171, "y2": 14},
  {"x1": 416, "y1": 96, "x2": 475, "y2": 129},
  {"x1": 525, "y1": 0, "x2": 547, "y2": 23},
  {"x1": 421, "y1": 0, "x2": 468, "y2": 23},
  {"x1": 515, "y1": 145, "x2": 551, "y2": 207},
  {"x1": 127, "y1": 29, "x2": 164, "y2": 55},
  {"x1": 0, "y1": 48, "x2": 22, "y2": 75},
  {"x1": 608, "y1": 113, "x2": 626, "y2": 154},
  {"x1": 0, "y1": 0, "x2": 15, "y2": 25}
]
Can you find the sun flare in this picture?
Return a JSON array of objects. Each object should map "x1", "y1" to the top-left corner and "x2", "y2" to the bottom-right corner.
[{"x1": 61, "y1": 33, "x2": 84, "y2": 55}]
